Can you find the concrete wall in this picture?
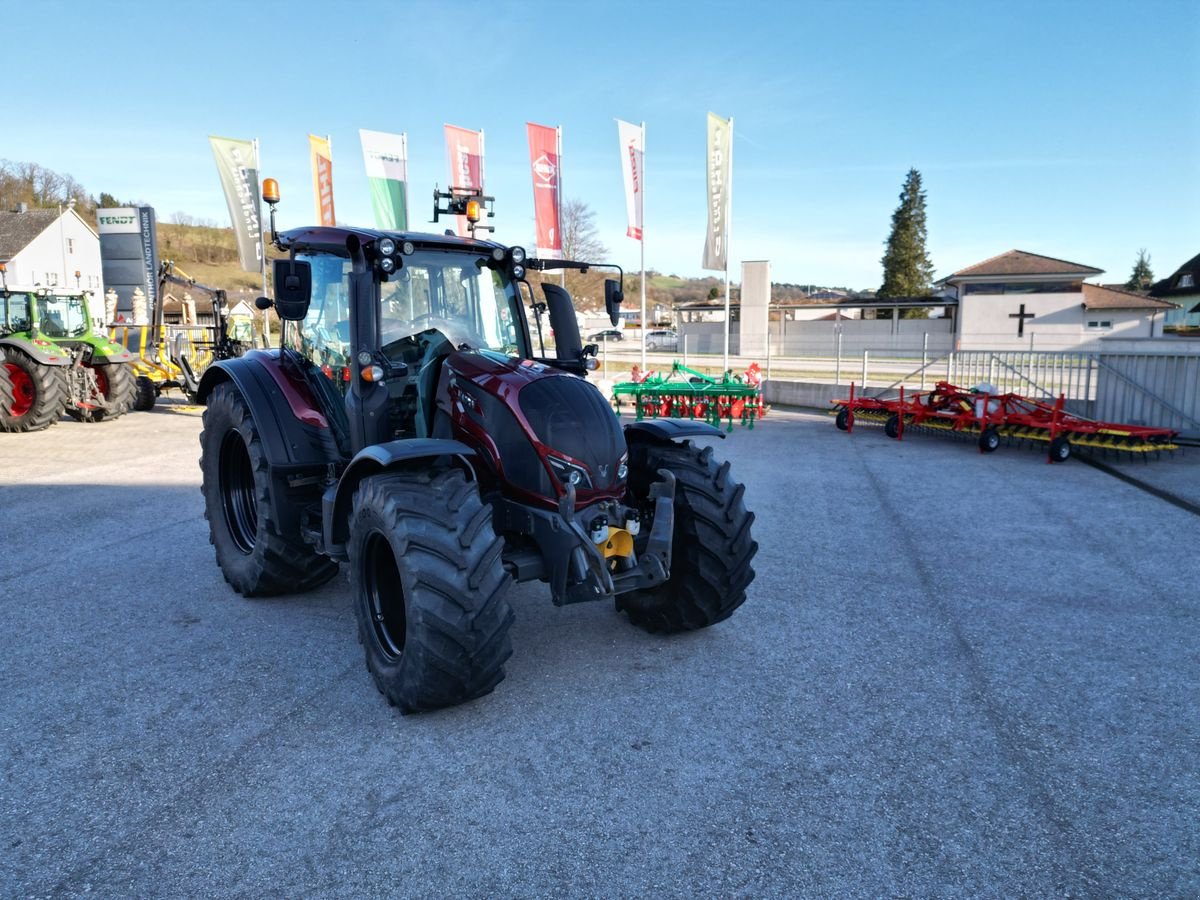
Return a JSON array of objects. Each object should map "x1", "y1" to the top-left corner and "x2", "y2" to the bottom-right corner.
[
  {"x1": 774, "y1": 317, "x2": 955, "y2": 356},
  {"x1": 678, "y1": 322, "x2": 739, "y2": 355},
  {"x1": 740, "y1": 260, "x2": 770, "y2": 358},
  {"x1": 762, "y1": 379, "x2": 849, "y2": 410}
]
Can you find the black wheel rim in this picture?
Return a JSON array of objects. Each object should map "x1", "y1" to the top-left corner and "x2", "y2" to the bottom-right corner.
[
  {"x1": 364, "y1": 532, "x2": 406, "y2": 660},
  {"x1": 219, "y1": 430, "x2": 258, "y2": 554}
]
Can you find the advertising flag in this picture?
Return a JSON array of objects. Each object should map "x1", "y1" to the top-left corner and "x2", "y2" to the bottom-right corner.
[
  {"x1": 308, "y1": 134, "x2": 336, "y2": 226},
  {"x1": 359, "y1": 129, "x2": 409, "y2": 230},
  {"x1": 617, "y1": 119, "x2": 644, "y2": 241},
  {"x1": 444, "y1": 124, "x2": 484, "y2": 237},
  {"x1": 702, "y1": 112, "x2": 732, "y2": 271},
  {"x1": 526, "y1": 123, "x2": 562, "y2": 258},
  {"x1": 208, "y1": 136, "x2": 263, "y2": 273}
]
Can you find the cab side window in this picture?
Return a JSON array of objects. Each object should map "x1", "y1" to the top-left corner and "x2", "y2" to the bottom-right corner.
[{"x1": 284, "y1": 253, "x2": 353, "y2": 391}]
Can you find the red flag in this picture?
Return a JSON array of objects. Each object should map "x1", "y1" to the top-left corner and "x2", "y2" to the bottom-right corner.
[
  {"x1": 526, "y1": 123, "x2": 562, "y2": 258},
  {"x1": 444, "y1": 124, "x2": 483, "y2": 237}
]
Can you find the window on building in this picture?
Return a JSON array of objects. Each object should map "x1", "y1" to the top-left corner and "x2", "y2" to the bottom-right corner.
[
  {"x1": 67, "y1": 238, "x2": 75, "y2": 254},
  {"x1": 1180, "y1": 274, "x2": 1195, "y2": 289},
  {"x1": 1086, "y1": 320, "x2": 1112, "y2": 329},
  {"x1": 46, "y1": 272, "x2": 58, "y2": 286},
  {"x1": 964, "y1": 281, "x2": 1083, "y2": 295}
]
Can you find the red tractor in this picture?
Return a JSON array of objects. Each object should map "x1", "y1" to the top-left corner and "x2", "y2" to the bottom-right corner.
[{"x1": 196, "y1": 183, "x2": 757, "y2": 713}]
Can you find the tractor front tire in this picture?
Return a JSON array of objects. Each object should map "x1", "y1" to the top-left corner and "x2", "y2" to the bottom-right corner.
[
  {"x1": 348, "y1": 469, "x2": 515, "y2": 713},
  {"x1": 0, "y1": 350, "x2": 66, "y2": 433},
  {"x1": 68, "y1": 362, "x2": 136, "y2": 423},
  {"x1": 619, "y1": 440, "x2": 757, "y2": 633},
  {"x1": 133, "y1": 375, "x2": 157, "y2": 412},
  {"x1": 200, "y1": 381, "x2": 338, "y2": 596}
]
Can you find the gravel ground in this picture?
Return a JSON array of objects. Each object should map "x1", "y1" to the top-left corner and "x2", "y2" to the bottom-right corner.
[{"x1": 1, "y1": 401, "x2": 1196, "y2": 897}]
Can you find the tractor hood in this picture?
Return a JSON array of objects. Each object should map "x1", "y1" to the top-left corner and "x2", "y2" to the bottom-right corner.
[{"x1": 443, "y1": 350, "x2": 628, "y2": 506}]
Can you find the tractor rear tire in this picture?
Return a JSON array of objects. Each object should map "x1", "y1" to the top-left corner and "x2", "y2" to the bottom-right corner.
[
  {"x1": 0, "y1": 354, "x2": 12, "y2": 419},
  {"x1": 835, "y1": 407, "x2": 853, "y2": 431},
  {"x1": 1049, "y1": 435, "x2": 1071, "y2": 463},
  {"x1": 348, "y1": 469, "x2": 515, "y2": 713},
  {"x1": 200, "y1": 381, "x2": 339, "y2": 596},
  {"x1": 619, "y1": 439, "x2": 757, "y2": 633},
  {"x1": 0, "y1": 350, "x2": 66, "y2": 433},
  {"x1": 67, "y1": 362, "x2": 136, "y2": 423},
  {"x1": 133, "y1": 375, "x2": 157, "y2": 412}
]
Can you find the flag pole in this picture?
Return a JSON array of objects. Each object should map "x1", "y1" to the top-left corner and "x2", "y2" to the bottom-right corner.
[
  {"x1": 640, "y1": 120, "x2": 647, "y2": 372},
  {"x1": 557, "y1": 125, "x2": 565, "y2": 287},
  {"x1": 254, "y1": 137, "x2": 270, "y2": 347},
  {"x1": 722, "y1": 116, "x2": 734, "y2": 374}
]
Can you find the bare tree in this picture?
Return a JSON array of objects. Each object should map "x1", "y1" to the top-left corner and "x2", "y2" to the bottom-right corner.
[{"x1": 538, "y1": 198, "x2": 610, "y2": 309}]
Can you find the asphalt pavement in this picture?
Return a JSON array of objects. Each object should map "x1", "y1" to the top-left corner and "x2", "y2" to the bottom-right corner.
[{"x1": 1, "y1": 400, "x2": 1197, "y2": 897}]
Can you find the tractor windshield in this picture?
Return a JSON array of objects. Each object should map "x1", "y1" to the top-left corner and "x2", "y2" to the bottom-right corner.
[
  {"x1": 36, "y1": 295, "x2": 89, "y2": 338},
  {"x1": 1, "y1": 293, "x2": 33, "y2": 334},
  {"x1": 380, "y1": 250, "x2": 521, "y2": 358}
]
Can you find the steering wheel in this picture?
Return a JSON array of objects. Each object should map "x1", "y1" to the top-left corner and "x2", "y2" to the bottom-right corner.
[{"x1": 410, "y1": 314, "x2": 483, "y2": 350}]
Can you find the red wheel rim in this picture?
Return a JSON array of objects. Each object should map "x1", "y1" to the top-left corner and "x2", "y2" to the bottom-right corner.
[
  {"x1": 92, "y1": 365, "x2": 110, "y2": 397},
  {"x1": 5, "y1": 363, "x2": 34, "y2": 417}
]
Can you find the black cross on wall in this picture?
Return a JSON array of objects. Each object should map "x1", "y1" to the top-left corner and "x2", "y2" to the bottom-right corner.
[{"x1": 1009, "y1": 303, "x2": 1035, "y2": 337}]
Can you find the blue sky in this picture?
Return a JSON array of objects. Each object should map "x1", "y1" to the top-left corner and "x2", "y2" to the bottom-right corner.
[{"x1": 5, "y1": 0, "x2": 1197, "y2": 288}]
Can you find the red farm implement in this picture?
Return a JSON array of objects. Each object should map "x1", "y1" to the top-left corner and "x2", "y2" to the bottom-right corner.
[
  {"x1": 832, "y1": 380, "x2": 1179, "y2": 462},
  {"x1": 611, "y1": 362, "x2": 766, "y2": 431}
]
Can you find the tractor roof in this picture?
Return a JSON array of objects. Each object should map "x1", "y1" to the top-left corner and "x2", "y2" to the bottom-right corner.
[{"x1": 277, "y1": 225, "x2": 508, "y2": 257}]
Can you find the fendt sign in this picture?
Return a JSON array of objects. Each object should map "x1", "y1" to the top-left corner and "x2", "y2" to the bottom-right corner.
[{"x1": 98, "y1": 206, "x2": 158, "y2": 319}]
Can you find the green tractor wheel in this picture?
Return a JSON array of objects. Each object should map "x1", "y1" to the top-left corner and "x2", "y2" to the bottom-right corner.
[
  {"x1": 0, "y1": 350, "x2": 67, "y2": 433},
  {"x1": 0, "y1": 356, "x2": 12, "y2": 418}
]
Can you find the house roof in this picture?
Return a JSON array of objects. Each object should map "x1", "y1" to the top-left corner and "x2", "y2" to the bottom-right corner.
[
  {"x1": 1081, "y1": 283, "x2": 1177, "y2": 311},
  {"x1": 939, "y1": 249, "x2": 1103, "y2": 282},
  {"x1": 0, "y1": 209, "x2": 60, "y2": 261},
  {"x1": 1149, "y1": 252, "x2": 1200, "y2": 298}
]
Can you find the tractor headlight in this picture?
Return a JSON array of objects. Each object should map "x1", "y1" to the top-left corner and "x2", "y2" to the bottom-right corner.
[
  {"x1": 491, "y1": 248, "x2": 506, "y2": 262},
  {"x1": 379, "y1": 237, "x2": 396, "y2": 256},
  {"x1": 401, "y1": 241, "x2": 415, "y2": 255},
  {"x1": 511, "y1": 264, "x2": 525, "y2": 280},
  {"x1": 546, "y1": 454, "x2": 592, "y2": 490},
  {"x1": 510, "y1": 246, "x2": 526, "y2": 264},
  {"x1": 379, "y1": 256, "x2": 396, "y2": 274}
]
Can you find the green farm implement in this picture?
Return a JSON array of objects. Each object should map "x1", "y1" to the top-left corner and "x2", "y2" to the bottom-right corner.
[{"x1": 612, "y1": 361, "x2": 766, "y2": 431}]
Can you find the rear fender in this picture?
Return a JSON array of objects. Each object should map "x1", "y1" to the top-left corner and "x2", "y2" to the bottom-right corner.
[
  {"x1": 324, "y1": 439, "x2": 476, "y2": 558},
  {"x1": 198, "y1": 352, "x2": 344, "y2": 541},
  {"x1": 197, "y1": 351, "x2": 343, "y2": 468},
  {"x1": 0, "y1": 336, "x2": 71, "y2": 367}
]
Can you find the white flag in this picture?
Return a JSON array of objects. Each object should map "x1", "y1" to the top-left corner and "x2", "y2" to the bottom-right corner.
[{"x1": 617, "y1": 120, "x2": 644, "y2": 241}]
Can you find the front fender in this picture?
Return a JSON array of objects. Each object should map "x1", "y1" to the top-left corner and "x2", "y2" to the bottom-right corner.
[
  {"x1": 624, "y1": 418, "x2": 725, "y2": 444},
  {"x1": 324, "y1": 439, "x2": 476, "y2": 557}
]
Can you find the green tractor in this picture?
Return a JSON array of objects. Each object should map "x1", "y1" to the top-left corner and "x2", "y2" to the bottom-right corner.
[{"x1": 0, "y1": 284, "x2": 137, "y2": 432}]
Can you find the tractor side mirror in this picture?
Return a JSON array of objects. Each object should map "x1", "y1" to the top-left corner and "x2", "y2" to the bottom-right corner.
[
  {"x1": 272, "y1": 258, "x2": 312, "y2": 321},
  {"x1": 604, "y1": 279, "x2": 624, "y2": 327},
  {"x1": 254, "y1": 296, "x2": 273, "y2": 311}
]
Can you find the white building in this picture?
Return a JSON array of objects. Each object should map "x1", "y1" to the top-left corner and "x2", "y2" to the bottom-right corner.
[
  {"x1": 938, "y1": 249, "x2": 1176, "y2": 350},
  {"x1": 0, "y1": 204, "x2": 104, "y2": 296}
]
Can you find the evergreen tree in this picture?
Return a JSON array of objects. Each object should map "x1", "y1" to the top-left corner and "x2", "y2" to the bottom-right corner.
[
  {"x1": 1125, "y1": 249, "x2": 1154, "y2": 292},
  {"x1": 879, "y1": 168, "x2": 935, "y2": 305}
]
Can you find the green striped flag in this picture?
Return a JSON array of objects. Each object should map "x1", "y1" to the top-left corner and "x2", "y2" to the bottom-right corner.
[{"x1": 359, "y1": 129, "x2": 408, "y2": 230}]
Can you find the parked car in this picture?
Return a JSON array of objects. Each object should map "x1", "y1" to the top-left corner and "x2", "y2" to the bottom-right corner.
[
  {"x1": 644, "y1": 329, "x2": 679, "y2": 351},
  {"x1": 588, "y1": 329, "x2": 624, "y2": 342}
]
